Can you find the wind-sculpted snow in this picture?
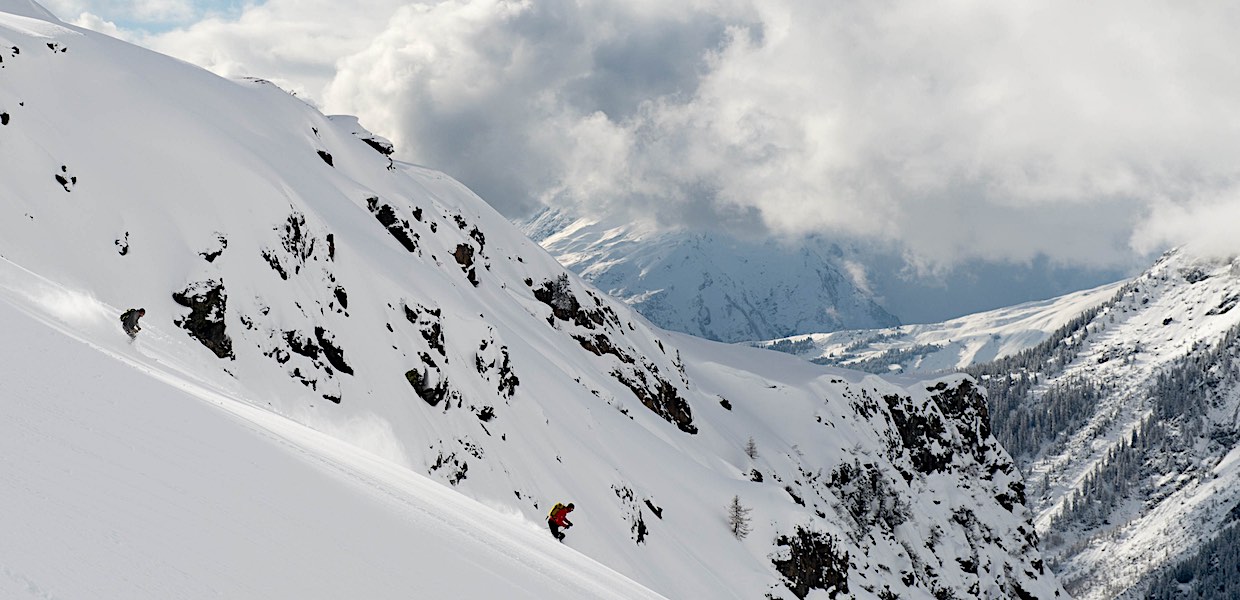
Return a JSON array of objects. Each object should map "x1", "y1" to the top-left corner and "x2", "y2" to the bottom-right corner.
[{"x1": 0, "y1": 4, "x2": 1063, "y2": 598}]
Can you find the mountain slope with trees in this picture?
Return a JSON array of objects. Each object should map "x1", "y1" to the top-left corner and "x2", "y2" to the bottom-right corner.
[{"x1": 783, "y1": 248, "x2": 1240, "y2": 598}]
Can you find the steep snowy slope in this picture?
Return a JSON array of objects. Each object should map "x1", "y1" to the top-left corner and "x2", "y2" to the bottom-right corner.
[
  {"x1": 0, "y1": 4, "x2": 1064, "y2": 598},
  {"x1": 956, "y1": 250, "x2": 1240, "y2": 598},
  {"x1": 521, "y1": 209, "x2": 899, "y2": 343},
  {"x1": 0, "y1": 286, "x2": 666, "y2": 600},
  {"x1": 761, "y1": 281, "x2": 1124, "y2": 375}
]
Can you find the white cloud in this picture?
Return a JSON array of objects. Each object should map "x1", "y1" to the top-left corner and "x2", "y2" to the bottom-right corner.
[
  {"x1": 110, "y1": 0, "x2": 1240, "y2": 267},
  {"x1": 43, "y1": 0, "x2": 196, "y2": 25},
  {"x1": 68, "y1": 12, "x2": 129, "y2": 38},
  {"x1": 139, "y1": 0, "x2": 405, "y2": 97},
  {"x1": 1133, "y1": 193, "x2": 1240, "y2": 262}
]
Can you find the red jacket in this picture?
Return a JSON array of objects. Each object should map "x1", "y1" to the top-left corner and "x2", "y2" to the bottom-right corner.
[{"x1": 549, "y1": 505, "x2": 573, "y2": 527}]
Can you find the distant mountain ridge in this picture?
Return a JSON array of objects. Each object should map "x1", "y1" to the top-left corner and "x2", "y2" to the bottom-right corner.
[
  {"x1": 759, "y1": 279, "x2": 1124, "y2": 374},
  {"x1": 520, "y1": 208, "x2": 900, "y2": 343}
]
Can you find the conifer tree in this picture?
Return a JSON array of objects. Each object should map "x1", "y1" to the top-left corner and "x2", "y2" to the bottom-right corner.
[{"x1": 728, "y1": 495, "x2": 752, "y2": 539}]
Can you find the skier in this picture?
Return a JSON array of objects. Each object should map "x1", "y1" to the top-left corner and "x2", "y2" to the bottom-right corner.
[
  {"x1": 547, "y1": 502, "x2": 575, "y2": 542},
  {"x1": 120, "y1": 307, "x2": 145, "y2": 338}
]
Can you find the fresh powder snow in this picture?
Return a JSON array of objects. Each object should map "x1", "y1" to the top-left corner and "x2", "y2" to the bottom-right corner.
[{"x1": 0, "y1": 272, "x2": 666, "y2": 600}]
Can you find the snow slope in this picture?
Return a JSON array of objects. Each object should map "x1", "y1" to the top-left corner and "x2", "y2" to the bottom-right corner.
[
  {"x1": 761, "y1": 281, "x2": 1124, "y2": 374},
  {"x1": 0, "y1": 3, "x2": 1064, "y2": 598},
  {"x1": 0, "y1": 266, "x2": 665, "y2": 600},
  {"x1": 763, "y1": 250, "x2": 1240, "y2": 597},
  {"x1": 521, "y1": 209, "x2": 899, "y2": 343}
]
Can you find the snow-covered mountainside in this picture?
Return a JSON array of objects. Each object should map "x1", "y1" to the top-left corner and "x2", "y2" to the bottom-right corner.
[
  {"x1": 761, "y1": 282, "x2": 1124, "y2": 375},
  {"x1": 908, "y1": 250, "x2": 1240, "y2": 599},
  {"x1": 0, "y1": 3, "x2": 1064, "y2": 598},
  {"x1": 762, "y1": 249, "x2": 1240, "y2": 597},
  {"x1": 0, "y1": 292, "x2": 666, "y2": 600},
  {"x1": 520, "y1": 209, "x2": 899, "y2": 343}
]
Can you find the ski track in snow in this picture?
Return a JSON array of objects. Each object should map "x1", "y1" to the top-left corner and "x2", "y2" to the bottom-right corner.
[{"x1": 0, "y1": 254, "x2": 666, "y2": 600}]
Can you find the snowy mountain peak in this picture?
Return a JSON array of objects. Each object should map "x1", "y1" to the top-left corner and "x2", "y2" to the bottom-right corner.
[
  {"x1": 520, "y1": 208, "x2": 900, "y2": 343},
  {"x1": 1, "y1": 7, "x2": 1064, "y2": 598}
]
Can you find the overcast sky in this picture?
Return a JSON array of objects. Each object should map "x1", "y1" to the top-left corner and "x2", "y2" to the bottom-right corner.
[{"x1": 48, "y1": 0, "x2": 1240, "y2": 273}]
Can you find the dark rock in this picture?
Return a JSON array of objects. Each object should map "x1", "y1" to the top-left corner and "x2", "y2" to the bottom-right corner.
[
  {"x1": 1182, "y1": 267, "x2": 1210, "y2": 284},
  {"x1": 172, "y1": 280, "x2": 234, "y2": 359},
  {"x1": 533, "y1": 274, "x2": 619, "y2": 330},
  {"x1": 404, "y1": 303, "x2": 445, "y2": 355},
  {"x1": 200, "y1": 233, "x2": 227, "y2": 262},
  {"x1": 406, "y1": 354, "x2": 449, "y2": 407},
  {"x1": 283, "y1": 330, "x2": 320, "y2": 360},
  {"x1": 611, "y1": 368, "x2": 697, "y2": 434},
  {"x1": 772, "y1": 527, "x2": 850, "y2": 599},
  {"x1": 275, "y1": 212, "x2": 316, "y2": 272},
  {"x1": 314, "y1": 326, "x2": 353, "y2": 375},
  {"x1": 361, "y1": 137, "x2": 394, "y2": 156},
  {"x1": 928, "y1": 379, "x2": 991, "y2": 451},
  {"x1": 316, "y1": 150, "x2": 333, "y2": 166},
  {"x1": 573, "y1": 333, "x2": 634, "y2": 363},
  {"x1": 261, "y1": 249, "x2": 288, "y2": 280},
  {"x1": 366, "y1": 197, "x2": 420, "y2": 253},
  {"x1": 886, "y1": 381, "x2": 991, "y2": 476},
  {"x1": 633, "y1": 512, "x2": 648, "y2": 544},
  {"x1": 430, "y1": 450, "x2": 467, "y2": 485},
  {"x1": 496, "y1": 346, "x2": 519, "y2": 398},
  {"x1": 1207, "y1": 293, "x2": 1239, "y2": 316},
  {"x1": 454, "y1": 244, "x2": 478, "y2": 286},
  {"x1": 644, "y1": 499, "x2": 663, "y2": 519},
  {"x1": 884, "y1": 393, "x2": 952, "y2": 474}
]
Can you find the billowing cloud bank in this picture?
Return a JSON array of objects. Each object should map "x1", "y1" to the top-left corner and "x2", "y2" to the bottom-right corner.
[{"x1": 68, "y1": 0, "x2": 1240, "y2": 268}]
